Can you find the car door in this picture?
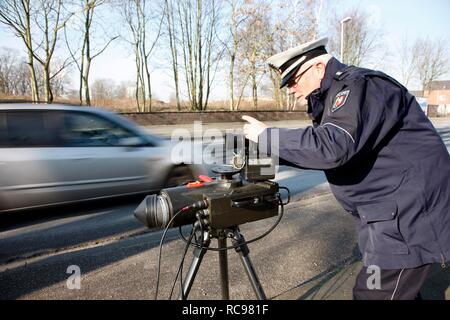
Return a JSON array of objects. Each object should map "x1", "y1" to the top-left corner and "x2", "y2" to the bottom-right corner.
[
  {"x1": 0, "y1": 109, "x2": 166, "y2": 212},
  {"x1": 57, "y1": 110, "x2": 167, "y2": 198},
  {"x1": 0, "y1": 110, "x2": 71, "y2": 211}
]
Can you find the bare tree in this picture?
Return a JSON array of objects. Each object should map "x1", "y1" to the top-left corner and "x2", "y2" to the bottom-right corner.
[
  {"x1": 397, "y1": 35, "x2": 419, "y2": 88},
  {"x1": 176, "y1": 0, "x2": 222, "y2": 111},
  {"x1": 139, "y1": 1, "x2": 164, "y2": 112},
  {"x1": 65, "y1": 0, "x2": 118, "y2": 106},
  {"x1": 267, "y1": 0, "x2": 321, "y2": 110},
  {"x1": 121, "y1": 0, "x2": 163, "y2": 112},
  {"x1": 122, "y1": 1, "x2": 144, "y2": 112},
  {"x1": 114, "y1": 81, "x2": 129, "y2": 99},
  {"x1": 237, "y1": 0, "x2": 273, "y2": 110},
  {"x1": 0, "y1": 48, "x2": 17, "y2": 96},
  {"x1": 220, "y1": 0, "x2": 247, "y2": 111},
  {"x1": 15, "y1": 61, "x2": 33, "y2": 96},
  {"x1": 0, "y1": 48, "x2": 35, "y2": 97},
  {"x1": 91, "y1": 78, "x2": 115, "y2": 101},
  {"x1": 0, "y1": 0, "x2": 40, "y2": 101},
  {"x1": 0, "y1": 1, "x2": 74, "y2": 103},
  {"x1": 163, "y1": 0, "x2": 181, "y2": 111},
  {"x1": 50, "y1": 58, "x2": 72, "y2": 98},
  {"x1": 413, "y1": 37, "x2": 449, "y2": 96},
  {"x1": 1, "y1": 47, "x2": 71, "y2": 99},
  {"x1": 329, "y1": 7, "x2": 382, "y2": 66},
  {"x1": 32, "y1": 0, "x2": 74, "y2": 103}
]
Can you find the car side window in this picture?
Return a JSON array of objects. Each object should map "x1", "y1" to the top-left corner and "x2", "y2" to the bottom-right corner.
[
  {"x1": 0, "y1": 111, "x2": 62, "y2": 147},
  {"x1": 0, "y1": 112, "x2": 7, "y2": 146},
  {"x1": 62, "y1": 112, "x2": 142, "y2": 147}
]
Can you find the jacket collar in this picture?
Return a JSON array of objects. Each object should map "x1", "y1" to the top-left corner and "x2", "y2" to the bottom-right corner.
[
  {"x1": 308, "y1": 57, "x2": 347, "y2": 100},
  {"x1": 305, "y1": 58, "x2": 347, "y2": 125}
]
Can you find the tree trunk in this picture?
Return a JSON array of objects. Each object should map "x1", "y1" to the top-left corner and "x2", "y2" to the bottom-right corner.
[
  {"x1": 135, "y1": 42, "x2": 142, "y2": 112},
  {"x1": 165, "y1": 0, "x2": 181, "y2": 111},
  {"x1": 268, "y1": 69, "x2": 282, "y2": 109},
  {"x1": 24, "y1": 3, "x2": 39, "y2": 102},
  {"x1": 229, "y1": 53, "x2": 235, "y2": 111},
  {"x1": 252, "y1": 73, "x2": 257, "y2": 110},
  {"x1": 84, "y1": 1, "x2": 92, "y2": 106},
  {"x1": 43, "y1": 63, "x2": 53, "y2": 103},
  {"x1": 229, "y1": 0, "x2": 239, "y2": 111},
  {"x1": 251, "y1": 48, "x2": 257, "y2": 110},
  {"x1": 83, "y1": 64, "x2": 90, "y2": 106},
  {"x1": 26, "y1": 52, "x2": 39, "y2": 102},
  {"x1": 145, "y1": 66, "x2": 152, "y2": 112}
]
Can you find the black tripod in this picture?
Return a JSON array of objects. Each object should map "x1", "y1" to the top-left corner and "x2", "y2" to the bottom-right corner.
[{"x1": 179, "y1": 226, "x2": 267, "y2": 300}]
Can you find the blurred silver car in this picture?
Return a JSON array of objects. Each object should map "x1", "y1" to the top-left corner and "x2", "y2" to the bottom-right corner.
[{"x1": 0, "y1": 104, "x2": 206, "y2": 213}]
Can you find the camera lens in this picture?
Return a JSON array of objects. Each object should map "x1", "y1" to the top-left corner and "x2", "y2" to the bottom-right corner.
[{"x1": 134, "y1": 193, "x2": 171, "y2": 229}]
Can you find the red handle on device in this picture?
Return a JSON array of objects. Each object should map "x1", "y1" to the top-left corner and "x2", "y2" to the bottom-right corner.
[
  {"x1": 198, "y1": 175, "x2": 214, "y2": 182},
  {"x1": 185, "y1": 175, "x2": 214, "y2": 188}
]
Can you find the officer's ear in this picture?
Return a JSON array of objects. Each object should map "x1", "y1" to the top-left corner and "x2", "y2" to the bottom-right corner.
[{"x1": 316, "y1": 62, "x2": 326, "y2": 80}]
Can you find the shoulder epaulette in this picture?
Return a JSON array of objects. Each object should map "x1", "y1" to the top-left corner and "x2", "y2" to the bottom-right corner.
[{"x1": 333, "y1": 66, "x2": 355, "y2": 81}]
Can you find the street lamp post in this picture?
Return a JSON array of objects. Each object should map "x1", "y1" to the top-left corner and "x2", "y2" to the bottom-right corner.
[{"x1": 340, "y1": 17, "x2": 352, "y2": 64}]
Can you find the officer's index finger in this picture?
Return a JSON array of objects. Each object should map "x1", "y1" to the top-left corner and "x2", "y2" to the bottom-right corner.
[{"x1": 242, "y1": 115, "x2": 258, "y2": 123}]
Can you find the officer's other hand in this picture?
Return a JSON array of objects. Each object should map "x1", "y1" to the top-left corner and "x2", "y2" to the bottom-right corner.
[{"x1": 242, "y1": 115, "x2": 268, "y2": 143}]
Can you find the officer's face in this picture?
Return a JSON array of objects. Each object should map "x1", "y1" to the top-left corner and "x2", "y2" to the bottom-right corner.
[{"x1": 287, "y1": 62, "x2": 325, "y2": 102}]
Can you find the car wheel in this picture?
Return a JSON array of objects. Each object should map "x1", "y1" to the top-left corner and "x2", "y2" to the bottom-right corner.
[{"x1": 164, "y1": 166, "x2": 195, "y2": 188}]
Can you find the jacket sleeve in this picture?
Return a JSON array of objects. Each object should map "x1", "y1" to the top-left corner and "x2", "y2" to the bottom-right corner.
[{"x1": 259, "y1": 77, "x2": 406, "y2": 170}]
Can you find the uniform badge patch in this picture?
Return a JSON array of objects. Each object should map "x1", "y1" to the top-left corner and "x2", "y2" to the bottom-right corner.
[{"x1": 331, "y1": 90, "x2": 350, "y2": 112}]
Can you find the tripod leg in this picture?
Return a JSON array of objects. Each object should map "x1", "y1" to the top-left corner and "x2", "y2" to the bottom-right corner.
[
  {"x1": 218, "y1": 237, "x2": 230, "y2": 300},
  {"x1": 179, "y1": 231, "x2": 210, "y2": 300},
  {"x1": 230, "y1": 228, "x2": 267, "y2": 300}
]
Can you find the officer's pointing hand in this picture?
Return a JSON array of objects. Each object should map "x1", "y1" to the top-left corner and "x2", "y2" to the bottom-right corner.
[{"x1": 242, "y1": 115, "x2": 269, "y2": 143}]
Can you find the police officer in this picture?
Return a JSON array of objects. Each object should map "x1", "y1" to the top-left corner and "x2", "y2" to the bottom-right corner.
[{"x1": 243, "y1": 37, "x2": 450, "y2": 300}]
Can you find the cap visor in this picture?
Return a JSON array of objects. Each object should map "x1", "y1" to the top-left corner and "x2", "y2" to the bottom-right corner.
[{"x1": 280, "y1": 65, "x2": 300, "y2": 89}]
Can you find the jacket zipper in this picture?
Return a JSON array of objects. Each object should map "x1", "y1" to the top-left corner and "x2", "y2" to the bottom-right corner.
[
  {"x1": 440, "y1": 253, "x2": 447, "y2": 269},
  {"x1": 424, "y1": 207, "x2": 447, "y2": 269}
]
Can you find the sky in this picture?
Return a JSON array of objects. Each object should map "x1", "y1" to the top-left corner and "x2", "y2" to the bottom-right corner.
[
  {"x1": 334, "y1": 0, "x2": 450, "y2": 41},
  {"x1": 0, "y1": 0, "x2": 449, "y2": 101},
  {"x1": 322, "y1": 0, "x2": 450, "y2": 85}
]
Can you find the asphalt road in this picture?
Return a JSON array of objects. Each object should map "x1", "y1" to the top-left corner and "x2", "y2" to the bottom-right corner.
[
  {"x1": 0, "y1": 193, "x2": 360, "y2": 300},
  {"x1": 0, "y1": 119, "x2": 449, "y2": 300}
]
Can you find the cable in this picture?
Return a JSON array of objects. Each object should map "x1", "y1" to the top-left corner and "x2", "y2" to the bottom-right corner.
[
  {"x1": 279, "y1": 186, "x2": 291, "y2": 205},
  {"x1": 179, "y1": 194, "x2": 285, "y2": 252},
  {"x1": 154, "y1": 200, "x2": 208, "y2": 300},
  {"x1": 168, "y1": 225, "x2": 195, "y2": 300},
  {"x1": 196, "y1": 212, "x2": 205, "y2": 249},
  {"x1": 154, "y1": 206, "x2": 189, "y2": 300}
]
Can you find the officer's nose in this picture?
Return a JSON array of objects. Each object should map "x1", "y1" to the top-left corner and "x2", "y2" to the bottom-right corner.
[{"x1": 287, "y1": 86, "x2": 296, "y2": 95}]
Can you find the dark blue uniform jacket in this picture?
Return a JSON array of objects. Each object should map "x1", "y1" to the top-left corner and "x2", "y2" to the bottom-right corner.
[{"x1": 260, "y1": 58, "x2": 450, "y2": 269}]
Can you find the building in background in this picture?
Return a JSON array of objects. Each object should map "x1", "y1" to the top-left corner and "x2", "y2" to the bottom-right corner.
[
  {"x1": 424, "y1": 80, "x2": 450, "y2": 105},
  {"x1": 424, "y1": 81, "x2": 450, "y2": 117},
  {"x1": 410, "y1": 81, "x2": 450, "y2": 117}
]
